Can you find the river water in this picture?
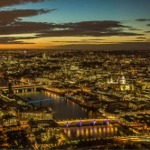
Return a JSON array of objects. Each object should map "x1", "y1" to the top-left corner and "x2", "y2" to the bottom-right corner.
[
  {"x1": 18, "y1": 91, "x2": 119, "y2": 139},
  {"x1": 18, "y1": 91, "x2": 97, "y2": 121}
]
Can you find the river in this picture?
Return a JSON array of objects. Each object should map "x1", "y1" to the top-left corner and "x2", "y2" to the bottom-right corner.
[{"x1": 18, "y1": 91, "x2": 97, "y2": 121}]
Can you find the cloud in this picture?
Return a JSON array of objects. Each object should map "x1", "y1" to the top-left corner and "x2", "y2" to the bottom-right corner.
[
  {"x1": 136, "y1": 18, "x2": 150, "y2": 22},
  {"x1": 52, "y1": 39, "x2": 104, "y2": 44},
  {"x1": 136, "y1": 37, "x2": 146, "y2": 39},
  {"x1": 145, "y1": 31, "x2": 150, "y2": 33},
  {"x1": 88, "y1": 38, "x2": 105, "y2": 41},
  {"x1": 0, "y1": 20, "x2": 143, "y2": 44},
  {"x1": 0, "y1": 21, "x2": 53, "y2": 35},
  {"x1": 0, "y1": 0, "x2": 45, "y2": 7},
  {"x1": 55, "y1": 42, "x2": 150, "y2": 50},
  {"x1": 0, "y1": 8, "x2": 56, "y2": 35},
  {"x1": 128, "y1": 26, "x2": 141, "y2": 31},
  {"x1": 37, "y1": 21, "x2": 143, "y2": 37},
  {"x1": 0, "y1": 37, "x2": 35, "y2": 44},
  {"x1": 0, "y1": 9, "x2": 54, "y2": 25}
]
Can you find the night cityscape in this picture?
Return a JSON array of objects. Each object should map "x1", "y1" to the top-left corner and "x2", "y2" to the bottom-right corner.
[{"x1": 0, "y1": 0, "x2": 150, "y2": 150}]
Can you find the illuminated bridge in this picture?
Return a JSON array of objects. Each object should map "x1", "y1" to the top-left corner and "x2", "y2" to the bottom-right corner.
[
  {"x1": 57, "y1": 118, "x2": 118, "y2": 127},
  {"x1": 0, "y1": 84, "x2": 46, "y2": 93},
  {"x1": 57, "y1": 118, "x2": 119, "y2": 140}
]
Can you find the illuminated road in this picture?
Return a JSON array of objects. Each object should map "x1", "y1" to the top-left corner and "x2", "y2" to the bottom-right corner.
[{"x1": 114, "y1": 135, "x2": 150, "y2": 142}]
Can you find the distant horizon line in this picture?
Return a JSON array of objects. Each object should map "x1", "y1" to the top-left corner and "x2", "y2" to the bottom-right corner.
[{"x1": 0, "y1": 48, "x2": 149, "y2": 51}]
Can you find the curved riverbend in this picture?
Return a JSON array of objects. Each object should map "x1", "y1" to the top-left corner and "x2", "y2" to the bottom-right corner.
[{"x1": 18, "y1": 91, "x2": 97, "y2": 120}]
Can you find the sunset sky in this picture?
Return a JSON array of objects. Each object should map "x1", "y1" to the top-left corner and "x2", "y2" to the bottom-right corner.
[{"x1": 0, "y1": 0, "x2": 150, "y2": 50}]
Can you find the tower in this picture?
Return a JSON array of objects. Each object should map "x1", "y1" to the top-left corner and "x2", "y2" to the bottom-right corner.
[
  {"x1": 119, "y1": 75, "x2": 126, "y2": 84},
  {"x1": 118, "y1": 72, "x2": 126, "y2": 85}
]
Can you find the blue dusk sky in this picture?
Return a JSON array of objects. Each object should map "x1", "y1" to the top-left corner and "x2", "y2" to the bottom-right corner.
[{"x1": 0, "y1": 0, "x2": 150, "y2": 50}]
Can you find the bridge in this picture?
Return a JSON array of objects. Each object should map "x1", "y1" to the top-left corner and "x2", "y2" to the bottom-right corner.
[
  {"x1": 0, "y1": 84, "x2": 46, "y2": 93},
  {"x1": 57, "y1": 118, "x2": 118, "y2": 127},
  {"x1": 57, "y1": 118, "x2": 147, "y2": 142},
  {"x1": 0, "y1": 84, "x2": 64, "y2": 96},
  {"x1": 56, "y1": 118, "x2": 119, "y2": 141}
]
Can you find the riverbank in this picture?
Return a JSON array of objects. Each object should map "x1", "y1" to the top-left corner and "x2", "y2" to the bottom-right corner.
[
  {"x1": 40, "y1": 87, "x2": 99, "y2": 112},
  {"x1": 17, "y1": 91, "x2": 89, "y2": 120}
]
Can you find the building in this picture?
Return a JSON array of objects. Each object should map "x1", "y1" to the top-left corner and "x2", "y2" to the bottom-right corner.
[
  {"x1": 107, "y1": 73, "x2": 134, "y2": 91},
  {"x1": 19, "y1": 109, "x2": 53, "y2": 121}
]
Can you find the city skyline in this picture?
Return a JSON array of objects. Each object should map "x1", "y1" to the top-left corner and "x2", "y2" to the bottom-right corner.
[{"x1": 0, "y1": 0, "x2": 150, "y2": 50}]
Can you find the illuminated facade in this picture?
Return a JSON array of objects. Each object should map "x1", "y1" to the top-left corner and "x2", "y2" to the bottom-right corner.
[
  {"x1": 107, "y1": 73, "x2": 133, "y2": 91},
  {"x1": 19, "y1": 110, "x2": 53, "y2": 120}
]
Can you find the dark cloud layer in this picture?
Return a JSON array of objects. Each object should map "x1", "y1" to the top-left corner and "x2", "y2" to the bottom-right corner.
[
  {"x1": 0, "y1": 22, "x2": 51, "y2": 35},
  {"x1": 0, "y1": 9, "x2": 55, "y2": 25},
  {"x1": 37, "y1": 21, "x2": 143, "y2": 37},
  {"x1": 0, "y1": 37, "x2": 35, "y2": 44},
  {"x1": 52, "y1": 39, "x2": 105, "y2": 44},
  {"x1": 0, "y1": 8, "x2": 55, "y2": 36},
  {"x1": 145, "y1": 31, "x2": 150, "y2": 33},
  {"x1": 0, "y1": 18, "x2": 142, "y2": 37},
  {"x1": 136, "y1": 37, "x2": 146, "y2": 39},
  {"x1": 136, "y1": 18, "x2": 150, "y2": 22},
  {"x1": 0, "y1": 20, "x2": 143, "y2": 44},
  {"x1": 0, "y1": 1, "x2": 146, "y2": 46},
  {"x1": 0, "y1": 0, "x2": 45, "y2": 7},
  {"x1": 56, "y1": 42, "x2": 150, "y2": 50}
]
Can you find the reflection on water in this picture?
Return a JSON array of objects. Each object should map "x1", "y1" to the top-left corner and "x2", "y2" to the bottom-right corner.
[
  {"x1": 64, "y1": 126, "x2": 118, "y2": 140},
  {"x1": 18, "y1": 91, "x2": 97, "y2": 120}
]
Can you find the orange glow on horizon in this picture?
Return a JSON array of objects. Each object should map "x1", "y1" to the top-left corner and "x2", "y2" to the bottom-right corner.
[
  {"x1": 0, "y1": 43, "x2": 57, "y2": 50},
  {"x1": 0, "y1": 35, "x2": 147, "y2": 50}
]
